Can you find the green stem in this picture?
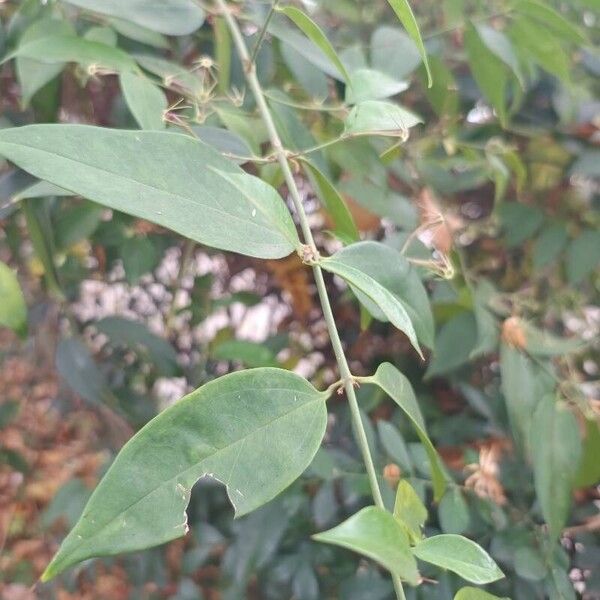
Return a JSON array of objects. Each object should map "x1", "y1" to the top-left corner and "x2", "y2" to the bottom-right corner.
[
  {"x1": 216, "y1": 1, "x2": 404, "y2": 596},
  {"x1": 249, "y1": 0, "x2": 278, "y2": 65}
]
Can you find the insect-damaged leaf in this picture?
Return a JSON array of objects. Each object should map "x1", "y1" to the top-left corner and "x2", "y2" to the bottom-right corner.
[
  {"x1": 42, "y1": 368, "x2": 329, "y2": 580},
  {"x1": 0, "y1": 125, "x2": 299, "y2": 259}
]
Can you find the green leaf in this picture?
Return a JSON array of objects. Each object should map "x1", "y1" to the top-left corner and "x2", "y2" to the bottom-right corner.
[
  {"x1": 514, "y1": 546, "x2": 548, "y2": 581},
  {"x1": 345, "y1": 68, "x2": 408, "y2": 104},
  {"x1": 0, "y1": 125, "x2": 299, "y2": 259},
  {"x1": 510, "y1": 18, "x2": 571, "y2": 83},
  {"x1": 62, "y1": 0, "x2": 205, "y2": 36},
  {"x1": 55, "y1": 201, "x2": 104, "y2": 249},
  {"x1": 120, "y1": 71, "x2": 167, "y2": 130},
  {"x1": 439, "y1": 487, "x2": 470, "y2": 535},
  {"x1": 121, "y1": 237, "x2": 160, "y2": 284},
  {"x1": 15, "y1": 18, "x2": 74, "y2": 107},
  {"x1": 56, "y1": 337, "x2": 109, "y2": 406},
  {"x1": 521, "y1": 321, "x2": 583, "y2": 357},
  {"x1": 464, "y1": 23, "x2": 509, "y2": 126},
  {"x1": 302, "y1": 160, "x2": 359, "y2": 244},
  {"x1": 191, "y1": 126, "x2": 253, "y2": 163},
  {"x1": 378, "y1": 420, "x2": 413, "y2": 474},
  {"x1": 412, "y1": 534, "x2": 504, "y2": 584},
  {"x1": 531, "y1": 396, "x2": 582, "y2": 540},
  {"x1": 574, "y1": 419, "x2": 600, "y2": 488},
  {"x1": 371, "y1": 26, "x2": 421, "y2": 80},
  {"x1": 516, "y1": 0, "x2": 588, "y2": 44},
  {"x1": 470, "y1": 280, "x2": 499, "y2": 358},
  {"x1": 362, "y1": 362, "x2": 447, "y2": 501},
  {"x1": 345, "y1": 100, "x2": 422, "y2": 138},
  {"x1": 42, "y1": 368, "x2": 329, "y2": 580},
  {"x1": 499, "y1": 343, "x2": 551, "y2": 453},
  {"x1": 277, "y1": 6, "x2": 350, "y2": 84},
  {"x1": 385, "y1": 0, "x2": 432, "y2": 86},
  {"x1": 455, "y1": 587, "x2": 509, "y2": 600},
  {"x1": 212, "y1": 339, "x2": 278, "y2": 368},
  {"x1": 108, "y1": 18, "x2": 169, "y2": 49},
  {"x1": 565, "y1": 230, "x2": 600, "y2": 284},
  {"x1": 422, "y1": 55, "x2": 459, "y2": 117},
  {"x1": 96, "y1": 317, "x2": 179, "y2": 376},
  {"x1": 0, "y1": 261, "x2": 27, "y2": 335},
  {"x1": 394, "y1": 479, "x2": 427, "y2": 542},
  {"x1": 6, "y1": 34, "x2": 138, "y2": 73},
  {"x1": 321, "y1": 241, "x2": 433, "y2": 350},
  {"x1": 497, "y1": 202, "x2": 544, "y2": 248},
  {"x1": 533, "y1": 223, "x2": 568, "y2": 270},
  {"x1": 426, "y1": 312, "x2": 478, "y2": 377},
  {"x1": 475, "y1": 24, "x2": 524, "y2": 87},
  {"x1": 321, "y1": 247, "x2": 419, "y2": 354},
  {"x1": 313, "y1": 506, "x2": 420, "y2": 585}
]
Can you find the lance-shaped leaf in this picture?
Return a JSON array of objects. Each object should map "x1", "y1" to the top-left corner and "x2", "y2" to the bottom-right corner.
[
  {"x1": 320, "y1": 241, "x2": 434, "y2": 351},
  {"x1": 412, "y1": 535, "x2": 504, "y2": 584},
  {"x1": 0, "y1": 125, "x2": 299, "y2": 259},
  {"x1": 313, "y1": 506, "x2": 420, "y2": 585},
  {"x1": 516, "y1": 0, "x2": 588, "y2": 44},
  {"x1": 531, "y1": 395, "x2": 582, "y2": 540},
  {"x1": 4, "y1": 35, "x2": 138, "y2": 73},
  {"x1": 277, "y1": 6, "x2": 350, "y2": 84},
  {"x1": 0, "y1": 261, "x2": 27, "y2": 336},
  {"x1": 62, "y1": 0, "x2": 205, "y2": 36},
  {"x1": 120, "y1": 71, "x2": 168, "y2": 130},
  {"x1": 360, "y1": 363, "x2": 447, "y2": 500},
  {"x1": 455, "y1": 587, "x2": 509, "y2": 600},
  {"x1": 42, "y1": 368, "x2": 329, "y2": 580},
  {"x1": 345, "y1": 100, "x2": 422, "y2": 139},
  {"x1": 302, "y1": 160, "x2": 359, "y2": 244},
  {"x1": 385, "y1": 0, "x2": 432, "y2": 86}
]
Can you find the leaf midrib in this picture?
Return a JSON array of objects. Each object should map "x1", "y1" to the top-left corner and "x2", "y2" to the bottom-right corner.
[
  {"x1": 0, "y1": 139, "x2": 290, "y2": 249},
  {"x1": 63, "y1": 388, "x2": 324, "y2": 555}
]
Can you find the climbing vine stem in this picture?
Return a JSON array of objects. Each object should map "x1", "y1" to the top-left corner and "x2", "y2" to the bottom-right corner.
[{"x1": 215, "y1": 1, "x2": 406, "y2": 597}]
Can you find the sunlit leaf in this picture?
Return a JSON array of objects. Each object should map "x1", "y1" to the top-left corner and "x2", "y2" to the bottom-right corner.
[
  {"x1": 345, "y1": 69, "x2": 408, "y2": 104},
  {"x1": 0, "y1": 261, "x2": 27, "y2": 335},
  {"x1": 412, "y1": 534, "x2": 504, "y2": 584},
  {"x1": 313, "y1": 506, "x2": 420, "y2": 585},
  {"x1": 455, "y1": 587, "x2": 509, "y2": 600},
  {"x1": 394, "y1": 479, "x2": 427, "y2": 542},
  {"x1": 345, "y1": 100, "x2": 422, "y2": 138}
]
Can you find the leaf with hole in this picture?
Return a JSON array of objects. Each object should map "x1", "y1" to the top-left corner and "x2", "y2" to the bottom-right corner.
[
  {"x1": 313, "y1": 506, "x2": 420, "y2": 585},
  {"x1": 0, "y1": 125, "x2": 300, "y2": 259},
  {"x1": 362, "y1": 363, "x2": 447, "y2": 500},
  {"x1": 412, "y1": 534, "x2": 504, "y2": 584},
  {"x1": 42, "y1": 368, "x2": 329, "y2": 580}
]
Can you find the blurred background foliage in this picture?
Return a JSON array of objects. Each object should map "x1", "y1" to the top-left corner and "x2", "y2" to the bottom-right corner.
[{"x1": 0, "y1": 0, "x2": 599, "y2": 598}]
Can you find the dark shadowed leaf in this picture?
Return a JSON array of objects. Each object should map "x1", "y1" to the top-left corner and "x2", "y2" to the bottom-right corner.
[{"x1": 531, "y1": 396, "x2": 582, "y2": 540}]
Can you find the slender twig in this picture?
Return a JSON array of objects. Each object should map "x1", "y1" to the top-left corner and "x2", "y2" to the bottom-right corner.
[
  {"x1": 249, "y1": 0, "x2": 278, "y2": 65},
  {"x1": 215, "y1": 2, "x2": 405, "y2": 597}
]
